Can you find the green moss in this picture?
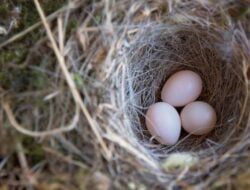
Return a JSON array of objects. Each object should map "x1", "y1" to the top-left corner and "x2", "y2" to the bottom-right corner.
[
  {"x1": 0, "y1": 69, "x2": 9, "y2": 88},
  {"x1": 94, "y1": 15, "x2": 102, "y2": 24},
  {"x1": 15, "y1": 0, "x2": 65, "y2": 29},
  {"x1": 75, "y1": 168, "x2": 91, "y2": 190},
  {"x1": 42, "y1": 0, "x2": 67, "y2": 15},
  {"x1": 73, "y1": 73, "x2": 85, "y2": 88},
  {"x1": 0, "y1": 0, "x2": 67, "y2": 92},
  {"x1": 16, "y1": 135, "x2": 45, "y2": 163},
  {"x1": 0, "y1": 3, "x2": 9, "y2": 19},
  {"x1": 66, "y1": 17, "x2": 78, "y2": 35},
  {"x1": 0, "y1": 65, "x2": 48, "y2": 92},
  {"x1": 0, "y1": 45, "x2": 27, "y2": 63},
  {"x1": 20, "y1": 4, "x2": 40, "y2": 29},
  {"x1": 228, "y1": 3, "x2": 250, "y2": 21},
  {"x1": 0, "y1": 0, "x2": 66, "y2": 29},
  {"x1": 30, "y1": 70, "x2": 47, "y2": 89}
]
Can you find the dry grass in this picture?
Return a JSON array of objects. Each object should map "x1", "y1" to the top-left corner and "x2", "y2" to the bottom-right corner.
[{"x1": 0, "y1": 0, "x2": 250, "y2": 189}]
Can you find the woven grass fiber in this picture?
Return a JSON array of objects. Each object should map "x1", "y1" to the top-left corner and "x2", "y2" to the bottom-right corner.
[{"x1": 1, "y1": 0, "x2": 250, "y2": 189}]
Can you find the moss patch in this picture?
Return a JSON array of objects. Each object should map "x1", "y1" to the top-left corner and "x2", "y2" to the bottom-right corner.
[
  {"x1": 0, "y1": 66, "x2": 48, "y2": 91},
  {"x1": 19, "y1": 136, "x2": 45, "y2": 164},
  {"x1": 0, "y1": 3, "x2": 10, "y2": 20},
  {"x1": 0, "y1": 0, "x2": 66, "y2": 91}
]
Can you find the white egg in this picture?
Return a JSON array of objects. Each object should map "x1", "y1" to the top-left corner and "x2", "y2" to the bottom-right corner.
[
  {"x1": 180, "y1": 101, "x2": 217, "y2": 135},
  {"x1": 145, "y1": 102, "x2": 181, "y2": 145},
  {"x1": 161, "y1": 70, "x2": 202, "y2": 107}
]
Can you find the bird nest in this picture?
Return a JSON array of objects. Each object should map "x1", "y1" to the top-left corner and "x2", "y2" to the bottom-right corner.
[
  {"x1": 1, "y1": 0, "x2": 250, "y2": 189},
  {"x1": 104, "y1": 22, "x2": 249, "y2": 184},
  {"x1": 95, "y1": 1, "x2": 250, "y2": 188}
]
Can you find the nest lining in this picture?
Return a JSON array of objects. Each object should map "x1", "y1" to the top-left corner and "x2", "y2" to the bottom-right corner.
[{"x1": 126, "y1": 24, "x2": 247, "y2": 149}]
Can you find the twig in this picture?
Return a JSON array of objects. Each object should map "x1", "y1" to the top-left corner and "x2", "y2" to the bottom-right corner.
[
  {"x1": 58, "y1": 16, "x2": 64, "y2": 54},
  {"x1": 16, "y1": 142, "x2": 38, "y2": 186},
  {"x1": 33, "y1": 0, "x2": 110, "y2": 158},
  {"x1": 0, "y1": 157, "x2": 9, "y2": 170},
  {"x1": 3, "y1": 101, "x2": 79, "y2": 137},
  {"x1": 104, "y1": 132, "x2": 159, "y2": 169},
  {"x1": 43, "y1": 147, "x2": 89, "y2": 169}
]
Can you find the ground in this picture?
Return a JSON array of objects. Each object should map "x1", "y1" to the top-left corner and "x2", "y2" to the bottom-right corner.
[{"x1": 0, "y1": 0, "x2": 250, "y2": 190}]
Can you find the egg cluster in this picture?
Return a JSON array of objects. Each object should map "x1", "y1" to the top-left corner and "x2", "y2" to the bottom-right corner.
[{"x1": 145, "y1": 70, "x2": 217, "y2": 145}]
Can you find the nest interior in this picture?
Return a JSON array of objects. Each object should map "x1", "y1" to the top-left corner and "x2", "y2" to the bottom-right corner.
[{"x1": 124, "y1": 24, "x2": 248, "y2": 153}]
